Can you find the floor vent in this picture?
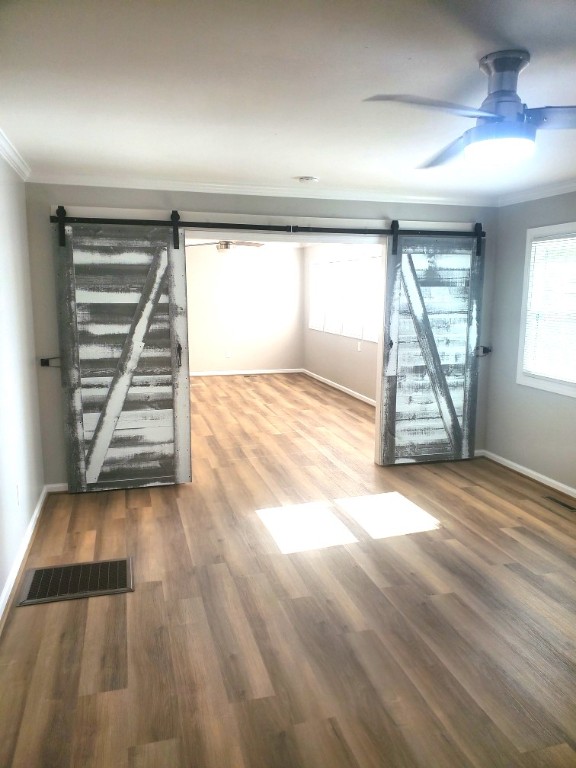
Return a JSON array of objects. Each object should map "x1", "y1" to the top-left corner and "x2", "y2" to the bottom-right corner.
[
  {"x1": 545, "y1": 496, "x2": 576, "y2": 512},
  {"x1": 18, "y1": 558, "x2": 133, "y2": 606}
]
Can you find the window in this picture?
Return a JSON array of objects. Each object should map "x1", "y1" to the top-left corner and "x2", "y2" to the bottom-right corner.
[
  {"x1": 517, "y1": 223, "x2": 576, "y2": 397},
  {"x1": 308, "y1": 245, "x2": 384, "y2": 343}
]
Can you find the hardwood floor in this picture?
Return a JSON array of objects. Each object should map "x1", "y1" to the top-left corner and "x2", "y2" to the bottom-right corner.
[{"x1": 1, "y1": 372, "x2": 576, "y2": 767}]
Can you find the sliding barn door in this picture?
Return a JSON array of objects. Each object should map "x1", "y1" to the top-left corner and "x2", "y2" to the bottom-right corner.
[
  {"x1": 377, "y1": 233, "x2": 484, "y2": 465},
  {"x1": 55, "y1": 223, "x2": 191, "y2": 492}
]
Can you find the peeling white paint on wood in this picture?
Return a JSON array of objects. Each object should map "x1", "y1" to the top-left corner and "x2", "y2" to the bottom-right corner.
[
  {"x1": 79, "y1": 344, "x2": 171, "y2": 360},
  {"x1": 379, "y1": 234, "x2": 483, "y2": 465},
  {"x1": 57, "y1": 224, "x2": 191, "y2": 492},
  {"x1": 85, "y1": 250, "x2": 169, "y2": 484},
  {"x1": 75, "y1": 290, "x2": 170, "y2": 304},
  {"x1": 73, "y1": 250, "x2": 155, "y2": 266}
]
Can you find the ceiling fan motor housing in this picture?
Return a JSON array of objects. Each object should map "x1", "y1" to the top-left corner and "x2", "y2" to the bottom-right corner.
[{"x1": 478, "y1": 50, "x2": 530, "y2": 122}]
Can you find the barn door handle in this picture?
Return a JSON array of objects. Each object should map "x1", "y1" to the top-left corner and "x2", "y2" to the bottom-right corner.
[{"x1": 176, "y1": 342, "x2": 182, "y2": 367}]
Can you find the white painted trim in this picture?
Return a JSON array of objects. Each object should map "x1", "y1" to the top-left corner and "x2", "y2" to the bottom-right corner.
[
  {"x1": 0, "y1": 486, "x2": 46, "y2": 627},
  {"x1": 302, "y1": 370, "x2": 376, "y2": 406},
  {"x1": 31, "y1": 173, "x2": 495, "y2": 208},
  {"x1": 45, "y1": 483, "x2": 69, "y2": 493},
  {"x1": 498, "y1": 179, "x2": 576, "y2": 208},
  {"x1": 0, "y1": 128, "x2": 31, "y2": 180},
  {"x1": 475, "y1": 450, "x2": 576, "y2": 500},
  {"x1": 0, "y1": 483, "x2": 69, "y2": 630},
  {"x1": 516, "y1": 224, "x2": 576, "y2": 399},
  {"x1": 190, "y1": 368, "x2": 303, "y2": 377}
]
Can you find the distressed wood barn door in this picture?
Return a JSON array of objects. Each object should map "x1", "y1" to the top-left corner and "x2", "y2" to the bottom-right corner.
[
  {"x1": 55, "y1": 223, "x2": 191, "y2": 492},
  {"x1": 377, "y1": 232, "x2": 484, "y2": 465}
]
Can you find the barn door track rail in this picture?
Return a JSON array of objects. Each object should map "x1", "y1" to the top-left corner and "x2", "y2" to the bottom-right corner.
[{"x1": 51, "y1": 207, "x2": 485, "y2": 248}]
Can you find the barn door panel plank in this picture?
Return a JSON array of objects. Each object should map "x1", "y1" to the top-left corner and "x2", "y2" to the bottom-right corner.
[
  {"x1": 55, "y1": 222, "x2": 191, "y2": 492},
  {"x1": 461, "y1": 237, "x2": 484, "y2": 458},
  {"x1": 168, "y1": 234, "x2": 192, "y2": 483},
  {"x1": 378, "y1": 232, "x2": 483, "y2": 466},
  {"x1": 55, "y1": 225, "x2": 88, "y2": 492},
  {"x1": 401, "y1": 254, "x2": 463, "y2": 455},
  {"x1": 381, "y1": 255, "x2": 402, "y2": 465},
  {"x1": 85, "y1": 250, "x2": 169, "y2": 484}
]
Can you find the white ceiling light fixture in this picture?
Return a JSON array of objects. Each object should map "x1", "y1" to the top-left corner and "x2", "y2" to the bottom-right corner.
[
  {"x1": 366, "y1": 49, "x2": 576, "y2": 169},
  {"x1": 462, "y1": 121, "x2": 536, "y2": 168}
]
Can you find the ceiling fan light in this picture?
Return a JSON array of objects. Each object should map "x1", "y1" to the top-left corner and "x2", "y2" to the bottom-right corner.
[
  {"x1": 464, "y1": 136, "x2": 535, "y2": 166},
  {"x1": 462, "y1": 123, "x2": 536, "y2": 167}
]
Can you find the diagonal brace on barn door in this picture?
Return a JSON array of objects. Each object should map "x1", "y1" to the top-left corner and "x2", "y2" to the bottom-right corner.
[
  {"x1": 401, "y1": 254, "x2": 463, "y2": 455},
  {"x1": 84, "y1": 250, "x2": 169, "y2": 484}
]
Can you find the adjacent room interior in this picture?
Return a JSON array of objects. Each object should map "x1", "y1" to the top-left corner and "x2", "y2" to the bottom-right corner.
[{"x1": 185, "y1": 236, "x2": 384, "y2": 403}]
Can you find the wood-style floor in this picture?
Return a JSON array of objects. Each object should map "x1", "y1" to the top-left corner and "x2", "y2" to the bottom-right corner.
[{"x1": 1, "y1": 373, "x2": 576, "y2": 768}]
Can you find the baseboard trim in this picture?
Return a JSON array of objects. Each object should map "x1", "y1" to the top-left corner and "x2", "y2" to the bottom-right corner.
[
  {"x1": 302, "y1": 370, "x2": 376, "y2": 406},
  {"x1": 475, "y1": 450, "x2": 576, "y2": 500},
  {"x1": 190, "y1": 368, "x2": 303, "y2": 377},
  {"x1": 0, "y1": 487, "x2": 45, "y2": 633},
  {"x1": 44, "y1": 483, "x2": 69, "y2": 493},
  {"x1": 0, "y1": 483, "x2": 69, "y2": 636}
]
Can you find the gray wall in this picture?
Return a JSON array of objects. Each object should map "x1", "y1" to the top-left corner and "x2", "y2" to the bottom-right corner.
[
  {"x1": 485, "y1": 192, "x2": 576, "y2": 488},
  {"x1": 305, "y1": 332, "x2": 379, "y2": 401},
  {"x1": 25, "y1": 182, "x2": 495, "y2": 484},
  {"x1": 302, "y1": 244, "x2": 382, "y2": 401},
  {"x1": 0, "y1": 160, "x2": 44, "y2": 599},
  {"x1": 186, "y1": 242, "x2": 303, "y2": 373}
]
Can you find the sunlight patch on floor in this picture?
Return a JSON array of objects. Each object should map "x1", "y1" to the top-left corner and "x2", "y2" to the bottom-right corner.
[
  {"x1": 335, "y1": 492, "x2": 440, "y2": 539},
  {"x1": 256, "y1": 501, "x2": 358, "y2": 554}
]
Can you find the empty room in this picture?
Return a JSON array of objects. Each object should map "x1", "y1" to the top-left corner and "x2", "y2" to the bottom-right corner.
[{"x1": 1, "y1": 1, "x2": 576, "y2": 767}]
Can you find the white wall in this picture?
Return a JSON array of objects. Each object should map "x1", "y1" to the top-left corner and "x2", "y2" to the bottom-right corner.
[
  {"x1": 186, "y1": 241, "x2": 303, "y2": 372},
  {"x1": 0, "y1": 159, "x2": 44, "y2": 599},
  {"x1": 486, "y1": 191, "x2": 576, "y2": 491}
]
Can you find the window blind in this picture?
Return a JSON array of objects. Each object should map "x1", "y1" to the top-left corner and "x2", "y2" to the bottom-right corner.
[{"x1": 522, "y1": 234, "x2": 576, "y2": 385}]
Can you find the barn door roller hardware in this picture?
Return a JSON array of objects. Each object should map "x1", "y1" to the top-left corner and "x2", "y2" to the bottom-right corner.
[
  {"x1": 170, "y1": 210, "x2": 180, "y2": 249},
  {"x1": 56, "y1": 205, "x2": 67, "y2": 247},
  {"x1": 53, "y1": 207, "x2": 183, "y2": 250}
]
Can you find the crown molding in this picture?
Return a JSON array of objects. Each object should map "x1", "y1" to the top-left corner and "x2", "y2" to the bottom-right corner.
[
  {"x1": 27, "y1": 172, "x2": 496, "y2": 208},
  {"x1": 0, "y1": 130, "x2": 30, "y2": 180},
  {"x1": 29, "y1": 170, "x2": 576, "y2": 209},
  {"x1": 497, "y1": 178, "x2": 576, "y2": 207}
]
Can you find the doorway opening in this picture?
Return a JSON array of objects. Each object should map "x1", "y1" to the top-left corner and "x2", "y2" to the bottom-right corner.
[{"x1": 184, "y1": 232, "x2": 387, "y2": 467}]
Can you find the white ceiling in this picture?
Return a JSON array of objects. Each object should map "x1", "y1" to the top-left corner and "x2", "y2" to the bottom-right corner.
[{"x1": 2, "y1": 0, "x2": 576, "y2": 205}]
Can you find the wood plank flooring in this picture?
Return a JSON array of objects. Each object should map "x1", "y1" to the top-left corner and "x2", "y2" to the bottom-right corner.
[{"x1": 1, "y1": 372, "x2": 576, "y2": 767}]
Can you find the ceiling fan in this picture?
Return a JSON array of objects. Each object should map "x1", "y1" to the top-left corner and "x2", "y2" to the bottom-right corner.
[
  {"x1": 186, "y1": 240, "x2": 263, "y2": 250},
  {"x1": 366, "y1": 49, "x2": 576, "y2": 168}
]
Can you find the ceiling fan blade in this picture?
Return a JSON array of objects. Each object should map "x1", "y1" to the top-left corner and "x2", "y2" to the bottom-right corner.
[
  {"x1": 419, "y1": 134, "x2": 468, "y2": 168},
  {"x1": 237, "y1": 241, "x2": 264, "y2": 247},
  {"x1": 185, "y1": 241, "x2": 219, "y2": 248},
  {"x1": 365, "y1": 94, "x2": 499, "y2": 119},
  {"x1": 525, "y1": 106, "x2": 576, "y2": 129}
]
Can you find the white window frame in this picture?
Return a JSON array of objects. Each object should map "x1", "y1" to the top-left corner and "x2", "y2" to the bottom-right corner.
[{"x1": 517, "y1": 222, "x2": 576, "y2": 398}]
